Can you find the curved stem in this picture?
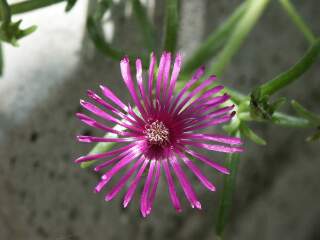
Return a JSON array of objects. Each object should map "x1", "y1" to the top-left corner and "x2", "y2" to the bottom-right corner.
[
  {"x1": 209, "y1": 0, "x2": 270, "y2": 77},
  {"x1": 260, "y1": 39, "x2": 320, "y2": 96},
  {"x1": 163, "y1": 0, "x2": 179, "y2": 52},
  {"x1": 216, "y1": 131, "x2": 241, "y2": 237},
  {"x1": 182, "y1": 1, "x2": 248, "y2": 76},
  {"x1": 9, "y1": 0, "x2": 65, "y2": 15},
  {"x1": 279, "y1": 0, "x2": 316, "y2": 44},
  {"x1": 132, "y1": 0, "x2": 156, "y2": 52}
]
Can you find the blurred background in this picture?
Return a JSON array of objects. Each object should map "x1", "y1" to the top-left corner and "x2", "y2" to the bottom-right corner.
[{"x1": 0, "y1": 0, "x2": 319, "y2": 240}]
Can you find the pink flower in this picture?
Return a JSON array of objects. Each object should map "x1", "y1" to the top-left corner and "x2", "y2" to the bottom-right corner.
[{"x1": 75, "y1": 52, "x2": 243, "y2": 217}]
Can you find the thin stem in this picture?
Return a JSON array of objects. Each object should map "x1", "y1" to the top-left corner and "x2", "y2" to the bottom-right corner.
[
  {"x1": 65, "y1": 0, "x2": 77, "y2": 12},
  {"x1": 87, "y1": 16, "x2": 124, "y2": 60},
  {"x1": 0, "y1": 42, "x2": 3, "y2": 76},
  {"x1": 132, "y1": 0, "x2": 156, "y2": 52},
  {"x1": 163, "y1": 0, "x2": 179, "y2": 52},
  {"x1": 0, "y1": 0, "x2": 11, "y2": 26},
  {"x1": 216, "y1": 131, "x2": 241, "y2": 237},
  {"x1": 182, "y1": 1, "x2": 248, "y2": 76},
  {"x1": 279, "y1": 0, "x2": 316, "y2": 44},
  {"x1": 209, "y1": 0, "x2": 270, "y2": 77},
  {"x1": 87, "y1": 0, "x2": 146, "y2": 62},
  {"x1": 9, "y1": 0, "x2": 65, "y2": 15},
  {"x1": 260, "y1": 39, "x2": 320, "y2": 96}
]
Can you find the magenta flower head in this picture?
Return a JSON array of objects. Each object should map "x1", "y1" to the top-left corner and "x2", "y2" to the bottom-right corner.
[{"x1": 75, "y1": 52, "x2": 243, "y2": 217}]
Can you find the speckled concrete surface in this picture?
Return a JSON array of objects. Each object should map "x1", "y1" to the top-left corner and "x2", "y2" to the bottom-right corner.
[{"x1": 0, "y1": 1, "x2": 319, "y2": 240}]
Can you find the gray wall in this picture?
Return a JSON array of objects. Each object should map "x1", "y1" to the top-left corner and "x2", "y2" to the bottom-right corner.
[{"x1": 0, "y1": 1, "x2": 319, "y2": 240}]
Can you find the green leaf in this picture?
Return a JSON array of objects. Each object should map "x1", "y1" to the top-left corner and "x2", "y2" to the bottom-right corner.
[
  {"x1": 216, "y1": 131, "x2": 241, "y2": 237},
  {"x1": 291, "y1": 100, "x2": 320, "y2": 125},
  {"x1": 240, "y1": 122, "x2": 266, "y2": 145},
  {"x1": 271, "y1": 112, "x2": 310, "y2": 128},
  {"x1": 132, "y1": 0, "x2": 156, "y2": 52},
  {"x1": 163, "y1": 0, "x2": 179, "y2": 52},
  {"x1": 9, "y1": 0, "x2": 65, "y2": 15},
  {"x1": 65, "y1": 0, "x2": 77, "y2": 12},
  {"x1": 306, "y1": 130, "x2": 320, "y2": 142}
]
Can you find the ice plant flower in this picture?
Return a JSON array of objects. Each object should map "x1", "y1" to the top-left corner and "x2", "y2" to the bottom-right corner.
[{"x1": 75, "y1": 52, "x2": 243, "y2": 217}]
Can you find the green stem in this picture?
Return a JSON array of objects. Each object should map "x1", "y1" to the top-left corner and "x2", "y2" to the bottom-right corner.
[
  {"x1": 0, "y1": 42, "x2": 3, "y2": 76},
  {"x1": 0, "y1": 0, "x2": 11, "y2": 26},
  {"x1": 132, "y1": 0, "x2": 155, "y2": 52},
  {"x1": 216, "y1": 131, "x2": 241, "y2": 237},
  {"x1": 163, "y1": 0, "x2": 179, "y2": 52},
  {"x1": 182, "y1": 1, "x2": 248, "y2": 76},
  {"x1": 210, "y1": 0, "x2": 270, "y2": 77},
  {"x1": 279, "y1": 0, "x2": 316, "y2": 44},
  {"x1": 260, "y1": 39, "x2": 320, "y2": 96},
  {"x1": 87, "y1": 16, "x2": 124, "y2": 60},
  {"x1": 65, "y1": 0, "x2": 77, "y2": 12},
  {"x1": 87, "y1": 0, "x2": 147, "y2": 63},
  {"x1": 9, "y1": 0, "x2": 65, "y2": 15}
]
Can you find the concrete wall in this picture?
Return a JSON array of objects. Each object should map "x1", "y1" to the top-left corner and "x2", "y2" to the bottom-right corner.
[{"x1": 0, "y1": 1, "x2": 319, "y2": 239}]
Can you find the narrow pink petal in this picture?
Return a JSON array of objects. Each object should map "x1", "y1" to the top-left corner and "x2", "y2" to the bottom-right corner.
[
  {"x1": 79, "y1": 101, "x2": 142, "y2": 132},
  {"x1": 80, "y1": 99, "x2": 119, "y2": 124},
  {"x1": 162, "y1": 52, "x2": 172, "y2": 100},
  {"x1": 87, "y1": 90, "x2": 140, "y2": 127},
  {"x1": 166, "y1": 53, "x2": 182, "y2": 105},
  {"x1": 184, "y1": 93, "x2": 231, "y2": 116},
  {"x1": 120, "y1": 57, "x2": 147, "y2": 118},
  {"x1": 136, "y1": 58, "x2": 148, "y2": 107},
  {"x1": 87, "y1": 90, "x2": 121, "y2": 114},
  {"x1": 162, "y1": 160, "x2": 182, "y2": 212},
  {"x1": 127, "y1": 104, "x2": 145, "y2": 126},
  {"x1": 156, "y1": 52, "x2": 167, "y2": 101},
  {"x1": 123, "y1": 157, "x2": 149, "y2": 208},
  {"x1": 180, "y1": 105, "x2": 234, "y2": 125},
  {"x1": 141, "y1": 160, "x2": 156, "y2": 217},
  {"x1": 100, "y1": 149, "x2": 141, "y2": 180},
  {"x1": 177, "y1": 151, "x2": 216, "y2": 191},
  {"x1": 76, "y1": 113, "x2": 133, "y2": 136},
  {"x1": 146, "y1": 161, "x2": 161, "y2": 216},
  {"x1": 173, "y1": 75, "x2": 217, "y2": 115},
  {"x1": 169, "y1": 66, "x2": 205, "y2": 113},
  {"x1": 99, "y1": 85, "x2": 128, "y2": 111},
  {"x1": 204, "y1": 93, "x2": 231, "y2": 106},
  {"x1": 169, "y1": 155, "x2": 202, "y2": 209},
  {"x1": 184, "y1": 113, "x2": 235, "y2": 131},
  {"x1": 185, "y1": 148, "x2": 230, "y2": 174},
  {"x1": 181, "y1": 133, "x2": 242, "y2": 145},
  {"x1": 104, "y1": 157, "x2": 144, "y2": 201},
  {"x1": 148, "y1": 53, "x2": 156, "y2": 103},
  {"x1": 94, "y1": 146, "x2": 136, "y2": 171},
  {"x1": 74, "y1": 143, "x2": 136, "y2": 163},
  {"x1": 182, "y1": 141, "x2": 244, "y2": 153},
  {"x1": 77, "y1": 135, "x2": 139, "y2": 143},
  {"x1": 95, "y1": 149, "x2": 141, "y2": 192},
  {"x1": 178, "y1": 86, "x2": 224, "y2": 116}
]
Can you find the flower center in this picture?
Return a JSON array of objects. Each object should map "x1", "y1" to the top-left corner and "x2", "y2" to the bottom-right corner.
[{"x1": 145, "y1": 120, "x2": 169, "y2": 145}]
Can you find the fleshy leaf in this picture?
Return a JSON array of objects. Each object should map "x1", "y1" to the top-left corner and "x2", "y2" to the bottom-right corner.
[{"x1": 240, "y1": 122, "x2": 266, "y2": 146}]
